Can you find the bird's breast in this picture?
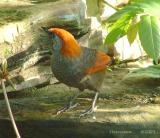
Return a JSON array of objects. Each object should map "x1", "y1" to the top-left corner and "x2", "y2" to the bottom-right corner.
[{"x1": 51, "y1": 53, "x2": 84, "y2": 86}]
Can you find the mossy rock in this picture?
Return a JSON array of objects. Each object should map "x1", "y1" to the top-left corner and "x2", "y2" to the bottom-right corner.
[{"x1": 0, "y1": 7, "x2": 30, "y2": 26}]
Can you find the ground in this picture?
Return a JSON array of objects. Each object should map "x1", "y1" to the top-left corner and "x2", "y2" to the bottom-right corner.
[{"x1": 0, "y1": 66, "x2": 160, "y2": 138}]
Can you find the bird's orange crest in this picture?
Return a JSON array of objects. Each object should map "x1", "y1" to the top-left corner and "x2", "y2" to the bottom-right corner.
[{"x1": 48, "y1": 28, "x2": 81, "y2": 57}]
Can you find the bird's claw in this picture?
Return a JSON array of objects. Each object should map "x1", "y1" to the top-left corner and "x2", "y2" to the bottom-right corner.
[
  {"x1": 79, "y1": 106, "x2": 97, "y2": 117},
  {"x1": 56, "y1": 103, "x2": 79, "y2": 115}
]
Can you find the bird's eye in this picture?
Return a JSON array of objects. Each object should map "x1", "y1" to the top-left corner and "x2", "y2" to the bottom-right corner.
[
  {"x1": 51, "y1": 34, "x2": 61, "y2": 50},
  {"x1": 51, "y1": 34, "x2": 56, "y2": 45},
  {"x1": 52, "y1": 34, "x2": 56, "y2": 39}
]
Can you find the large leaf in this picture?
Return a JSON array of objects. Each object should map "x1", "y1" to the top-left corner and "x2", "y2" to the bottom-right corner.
[
  {"x1": 106, "y1": 5, "x2": 143, "y2": 23},
  {"x1": 127, "y1": 21, "x2": 138, "y2": 45},
  {"x1": 138, "y1": 15, "x2": 160, "y2": 64},
  {"x1": 106, "y1": 0, "x2": 160, "y2": 23},
  {"x1": 105, "y1": 12, "x2": 134, "y2": 44},
  {"x1": 137, "y1": 0, "x2": 160, "y2": 17}
]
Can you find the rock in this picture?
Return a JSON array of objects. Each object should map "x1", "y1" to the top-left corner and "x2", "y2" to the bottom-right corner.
[
  {"x1": 153, "y1": 97, "x2": 160, "y2": 104},
  {"x1": 121, "y1": 65, "x2": 160, "y2": 88},
  {"x1": 0, "y1": 0, "x2": 89, "y2": 55},
  {"x1": 78, "y1": 17, "x2": 104, "y2": 49},
  {"x1": 0, "y1": 0, "x2": 91, "y2": 92}
]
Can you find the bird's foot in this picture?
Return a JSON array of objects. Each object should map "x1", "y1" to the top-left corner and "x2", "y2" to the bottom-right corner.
[
  {"x1": 79, "y1": 106, "x2": 97, "y2": 117},
  {"x1": 56, "y1": 103, "x2": 79, "y2": 115}
]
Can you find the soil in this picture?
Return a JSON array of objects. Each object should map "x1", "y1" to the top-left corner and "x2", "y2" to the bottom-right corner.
[{"x1": 0, "y1": 67, "x2": 160, "y2": 138}]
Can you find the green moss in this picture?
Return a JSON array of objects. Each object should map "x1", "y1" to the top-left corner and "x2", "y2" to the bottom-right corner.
[
  {"x1": 0, "y1": 7, "x2": 30, "y2": 26},
  {"x1": 30, "y1": 0, "x2": 59, "y2": 4}
]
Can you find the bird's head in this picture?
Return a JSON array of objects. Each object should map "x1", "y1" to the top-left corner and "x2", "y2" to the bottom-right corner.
[
  {"x1": 50, "y1": 32, "x2": 62, "y2": 51},
  {"x1": 47, "y1": 28, "x2": 81, "y2": 58}
]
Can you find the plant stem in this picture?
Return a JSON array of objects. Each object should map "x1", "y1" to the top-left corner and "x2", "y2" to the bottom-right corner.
[
  {"x1": 102, "y1": 0, "x2": 119, "y2": 11},
  {"x1": 1, "y1": 79, "x2": 21, "y2": 138},
  {"x1": 7, "y1": 78, "x2": 17, "y2": 91}
]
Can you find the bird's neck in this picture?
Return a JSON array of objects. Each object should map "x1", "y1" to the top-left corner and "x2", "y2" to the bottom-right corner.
[{"x1": 61, "y1": 38, "x2": 81, "y2": 58}]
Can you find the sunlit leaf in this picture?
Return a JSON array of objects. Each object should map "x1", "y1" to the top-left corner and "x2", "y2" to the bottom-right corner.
[
  {"x1": 2, "y1": 59, "x2": 8, "y2": 74},
  {"x1": 127, "y1": 22, "x2": 138, "y2": 45},
  {"x1": 105, "y1": 12, "x2": 134, "y2": 44},
  {"x1": 106, "y1": 0, "x2": 160, "y2": 23},
  {"x1": 138, "y1": 15, "x2": 160, "y2": 64},
  {"x1": 106, "y1": 5, "x2": 143, "y2": 23}
]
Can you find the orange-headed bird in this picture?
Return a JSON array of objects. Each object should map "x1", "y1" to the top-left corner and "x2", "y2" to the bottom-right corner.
[{"x1": 45, "y1": 28, "x2": 112, "y2": 117}]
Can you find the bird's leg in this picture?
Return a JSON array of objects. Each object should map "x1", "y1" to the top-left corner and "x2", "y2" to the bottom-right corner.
[
  {"x1": 57, "y1": 91, "x2": 80, "y2": 115},
  {"x1": 80, "y1": 92, "x2": 99, "y2": 117},
  {"x1": 68, "y1": 91, "x2": 80, "y2": 109}
]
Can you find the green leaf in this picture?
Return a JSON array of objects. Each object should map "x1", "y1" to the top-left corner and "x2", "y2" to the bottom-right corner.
[
  {"x1": 105, "y1": 12, "x2": 134, "y2": 44},
  {"x1": 138, "y1": 0, "x2": 160, "y2": 17},
  {"x1": 2, "y1": 59, "x2": 8, "y2": 74},
  {"x1": 138, "y1": 15, "x2": 160, "y2": 64},
  {"x1": 106, "y1": 0, "x2": 160, "y2": 23},
  {"x1": 106, "y1": 5, "x2": 143, "y2": 23},
  {"x1": 127, "y1": 22, "x2": 138, "y2": 45}
]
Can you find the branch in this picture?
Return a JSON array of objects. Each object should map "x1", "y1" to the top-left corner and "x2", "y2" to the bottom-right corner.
[
  {"x1": 1, "y1": 79, "x2": 21, "y2": 138},
  {"x1": 102, "y1": 0, "x2": 119, "y2": 11},
  {"x1": 118, "y1": 55, "x2": 149, "y2": 65}
]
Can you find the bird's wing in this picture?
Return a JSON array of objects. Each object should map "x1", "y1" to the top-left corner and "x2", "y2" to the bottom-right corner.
[{"x1": 81, "y1": 47, "x2": 111, "y2": 75}]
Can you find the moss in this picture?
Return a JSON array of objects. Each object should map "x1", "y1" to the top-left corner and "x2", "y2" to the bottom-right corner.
[
  {"x1": 0, "y1": 7, "x2": 30, "y2": 26},
  {"x1": 30, "y1": 0, "x2": 59, "y2": 4}
]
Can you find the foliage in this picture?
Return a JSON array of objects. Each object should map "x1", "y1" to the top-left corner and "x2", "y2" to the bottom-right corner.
[
  {"x1": 138, "y1": 15, "x2": 160, "y2": 63},
  {"x1": 105, "y1": 0, "x2": 160, "y2": 64},
  {"x1": 0, "y1": 8, "x2": 30, "y2": 26}
]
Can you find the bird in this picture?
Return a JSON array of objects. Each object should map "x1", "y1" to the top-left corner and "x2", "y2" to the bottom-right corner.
[{"x1": 44, "y1": 27, "x2": 112, "y2": 117}]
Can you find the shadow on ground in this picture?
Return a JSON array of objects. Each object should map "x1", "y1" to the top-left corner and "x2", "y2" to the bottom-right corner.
[
  {"x1": 0, "y1": 68, "x2": 160, "y2": 138},
  {"x1": 0, "y1": 118, "x2": 160, "y2": 138}
]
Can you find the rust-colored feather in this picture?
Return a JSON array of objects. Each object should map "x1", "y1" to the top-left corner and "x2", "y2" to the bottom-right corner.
[
  {"x1": 48, "y1": 28, "x2": 81, "y2": 57},
  {"x1": 85, "y1": 51, "x2": 111, "y2": 75}
]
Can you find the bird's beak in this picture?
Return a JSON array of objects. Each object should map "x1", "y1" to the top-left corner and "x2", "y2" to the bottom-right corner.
[
  {"x1": 41, "y1": 27, "x2": 52, "y2": 35},
  {"x1": 41, "y1": 27, "x2": 48, "y2": 32}
]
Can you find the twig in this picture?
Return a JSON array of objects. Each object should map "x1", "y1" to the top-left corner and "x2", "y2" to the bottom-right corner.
[
  {"x1": 118, "y1": 55, "x2": 149, "y2": 65},
  {"x1": 102, "y1": 0, "x2": 119, "y2": 11},
  {"x1": 7, "y1": 78, "x2": 17, "y2": 91},
  {"x1": 1, "y1": 79, "x2": 21, "y2": 138}
]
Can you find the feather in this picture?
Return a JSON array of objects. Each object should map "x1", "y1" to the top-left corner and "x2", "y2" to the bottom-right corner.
[
  {"x1": 48, "y1": 28, "x2": 81, "y2": 57},
  {"x1": 85, "y1": 51, "x2": 111, "y2": 75}
]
